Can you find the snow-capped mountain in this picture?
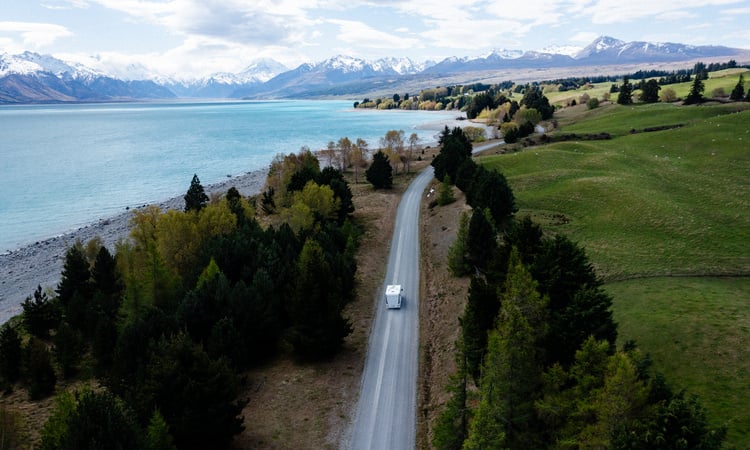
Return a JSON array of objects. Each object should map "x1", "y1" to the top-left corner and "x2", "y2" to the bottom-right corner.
[
  {"x1": 165, "y1": 58, "x2": 288, "y2": 98},
  {"x1": 0, "y1": 52, "x2": 173, "y2": 102},
  {"x1": 0, "y1": 51, "x2": 101, "y2": 79},
  {"x1": 574, "y1": 36, "x2": 735, "y2": 62},
  {"x1": 0, "y1": 36, "x2": 745, "y2": 103}
]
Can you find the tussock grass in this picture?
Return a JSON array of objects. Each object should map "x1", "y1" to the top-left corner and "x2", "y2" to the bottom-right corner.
[{"x1": 478, "y1": 103, "x2": 750, "y2": 448}]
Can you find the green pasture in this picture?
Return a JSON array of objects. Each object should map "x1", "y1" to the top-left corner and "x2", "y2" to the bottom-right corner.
[
  {"x1": 608, "y1": 277, "x2": 750, "y2": 447},
  {"x1": 545, "y1": 68, "x2": 750, "y2": 106},
  {"x1": 477, "y1": 103, "x2": 750, "y2": 448}
]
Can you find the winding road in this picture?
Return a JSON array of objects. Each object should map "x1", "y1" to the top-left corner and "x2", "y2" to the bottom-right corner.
[{"x1": 345, "y1": 141, "x2": 499, "y2": 449}]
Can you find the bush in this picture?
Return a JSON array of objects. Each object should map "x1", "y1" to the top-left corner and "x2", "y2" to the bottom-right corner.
[
  {"x1": 23, "y1": 337, "x2": 57, "y2": 400},
  {"x1": 586, "y1": 97, "x2": 600, "y2": 110},
  {"x1": 500, "y1": 122, "x2": 519, "y2": 143},
  {"x1": 437, "y1": 176, "x2": 456, "y2": 206},
  {"x1": 661, "y1": 87, "x2": 678, "y2": 102}
]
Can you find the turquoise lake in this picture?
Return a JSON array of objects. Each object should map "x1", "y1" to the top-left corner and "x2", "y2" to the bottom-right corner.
[{"x1": 0, "y1": 100, "x2": 460, "y2": 252}]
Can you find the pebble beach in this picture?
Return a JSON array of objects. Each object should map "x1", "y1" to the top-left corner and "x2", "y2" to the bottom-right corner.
[{"x1": 0, "y1": 169, "x2": 268, "y2": 324}]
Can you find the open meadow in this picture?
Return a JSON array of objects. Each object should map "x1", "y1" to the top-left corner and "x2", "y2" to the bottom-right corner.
[{"x1": 477, "y1": 101, "x2": 750, "y2": 447}]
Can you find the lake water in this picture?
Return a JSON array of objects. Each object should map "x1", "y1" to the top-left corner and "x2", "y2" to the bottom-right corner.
[{"x1": 0, "y1": 100, "x2": 460, "y2": 252}]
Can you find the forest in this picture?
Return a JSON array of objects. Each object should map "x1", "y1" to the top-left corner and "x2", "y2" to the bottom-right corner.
[{"x1": 0, "y1": 150, "x2": 358, "y2": 449}]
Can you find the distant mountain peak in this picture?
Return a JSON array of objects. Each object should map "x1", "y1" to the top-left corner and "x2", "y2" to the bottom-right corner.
[{"x1": 1, "y1": 36, "x2": 746, "y2": 103}]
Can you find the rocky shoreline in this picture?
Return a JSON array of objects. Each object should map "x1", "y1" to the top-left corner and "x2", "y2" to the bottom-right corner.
[{"x1": 0, "y1": 169, "x2": 268, "y2": 324}]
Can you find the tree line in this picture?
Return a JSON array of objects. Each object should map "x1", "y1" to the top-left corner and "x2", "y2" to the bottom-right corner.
[
  {"x1": 428, "y1": 131, "x2": 727, "y2": 449},
  {"x1": 0, "y1": 152, "x2": 359, "y2": 448}
]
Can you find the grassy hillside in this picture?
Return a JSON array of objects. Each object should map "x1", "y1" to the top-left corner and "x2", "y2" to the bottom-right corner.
[
  {"x1": 477, "y1": 102, "x2": 750, "y2": 447},
  {"x1": 545, "y1": 68, "x2": 750, "y2": 106}
]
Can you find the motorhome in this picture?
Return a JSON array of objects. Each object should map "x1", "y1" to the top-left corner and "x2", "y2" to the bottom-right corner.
[{"x1": 385, "y1": 284, "x2": 403, "y2": 309}]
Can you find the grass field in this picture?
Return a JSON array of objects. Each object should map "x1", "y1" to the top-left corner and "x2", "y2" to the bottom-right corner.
[
  {"x1": 544, "y1": 68, "x2": 750, "y2": 106},
  {"x1": 477, "y1": 102, "x2": 750, "y2": 448},
  {"x1": 608, "y1": 277, "x2": 750, "y2": 446}
]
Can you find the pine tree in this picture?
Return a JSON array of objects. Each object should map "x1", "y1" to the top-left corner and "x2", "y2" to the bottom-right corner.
[
  {"x1": 289, "y1": 238, "x2": 352, "y2": 359},
  {"x1": 365, "y1": 150, "x2": 393, "y2": 189},
  {"x1": 616, "y1": 77, "x2": 633, "y2": 105},
  {"x1": 24, "y1": 337, "x2": 57, "y2": 399},
  {"x1": 22, "y1": 285, "x2": 60, "y2": 338},
  {"x1": 730, "y1": 74, "x2": 745, "y2": 101},
  {"x1": 432, "y1": 349, "x2": 470, "y2": 450},
  {"x1": 146, "y1": 409, "x2": 177, "y2": 450},
  {"x1": 447, "y1": 212, "x2": 471, "y2": 277},
  {"x1": 684, "y1": 76, "x2": 705, "y2": 105},
  {"x1": 184, "y1": 173, "x2": 209, "y2": 212},
  {"x1": 464, "y1": 250, "x2": 548, "y2": 449},
  {"x1": 0, "y1": 323, "x2": 22, "y2": 383}
]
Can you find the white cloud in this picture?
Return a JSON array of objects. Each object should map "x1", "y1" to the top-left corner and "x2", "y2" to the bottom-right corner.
[
  {"x1": 0, "y1": 21, "x2": 74, "y2": 49},
  {"x1": 41, "y1": 0, "x2": 90, "y2": 9},
  {"x1": 328, "y1": 19, "x2": 420, "y2": 49},
  {"x1": 583, "y1": 0, "x2": 741, "y2": 24},
  {"x1": 721, "y1": 6, "x2": 750, "y2": 15},
  {"x1": 569, "y1": 31, "x2": 601, "y2": 44}
]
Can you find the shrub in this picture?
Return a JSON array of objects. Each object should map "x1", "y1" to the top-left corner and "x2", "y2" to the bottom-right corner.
[
  {"x1": 23, "y1": 337, "x2": 57, "y2": 400},
  {"x1": 586, "y1": 97, "x2": 600, "y2": 110},
  {"x1": 661, "y1": 87, "x2": 678, "y2": 102}
]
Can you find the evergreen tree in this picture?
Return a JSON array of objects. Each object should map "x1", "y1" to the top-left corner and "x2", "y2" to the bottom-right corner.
[
  {"x1": 730, "y1": 74, "x2": 745, "y2": 101},
  {"x1": 432, "y1": 349, "x2": 470, "y2": 450},
  {"x1": 0, "y1": 323, "x2": 22, "y2": 383},
  {"x1": 431, "y1": 127, "x2": 473, "y2": 182},
  {"x1": 366, "y1": 150, "x2": 393, "y2": 189},
  {"x1": 454, "y1": 158, "x2": 478, "y2": 193},
  {"x1": 146, "y1": 409, "x2": 177, "y2": 450},
  {"x1": 684, "y1": 76, "x2": 705, "y2": 105},
  {"x1": 639, "y1": 79, "x2": 661, "y2": 103},
  {"x1": 447, "y1": 212, "x2": 471, "y2": 276},
  {"x1": 466, "y1": 208, "x2": 497, "y2": 273},
  {"x1": 288, "y1": 238, "x2": 352, "y2": 359},
  {"x1": 532, "y1": 234, "x2": 617, "y2": 367},
  {"x1": 520, "y1": 86, "x2": 554, "y2": 120},
  {"x1": 53, "y1": 321, "x2": 83, "y2": 379},
  {"x1": 184, "y1": 173, "x2": 209, "y2": 212},
  {"x1": 21, "y1": 285, "x2": 60, "y2": 338},
  {"x1": 464, "y1": 250, "x2": 548, "y2": 449},
  {"x1": 41, "y1": 389, "x2": 142, "y2": 450},
  {"x1": 56, "y1": 242, "x2": 92, "y2": 307},
  {"x1": 138, "y1": 332, "x2": 245, "y2": 450},
  {"x1": 23, "y1": 337, "x2": 57, "y2": 399},
  {"x1": 617, "y1": 77, "x2": 633, "y2": 105},
  {"x1": 466, "y1": 167, "x2": 516, "y2": 228},
  {"x1": 461, "y1": 276, "x2": 500, "y2": 384}
]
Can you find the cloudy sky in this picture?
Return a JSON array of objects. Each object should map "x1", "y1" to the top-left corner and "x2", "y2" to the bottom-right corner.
[{"x1": 2, "y1": 0, "x2": 749, "y2": 77}]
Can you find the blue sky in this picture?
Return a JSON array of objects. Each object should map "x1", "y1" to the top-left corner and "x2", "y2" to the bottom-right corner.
[{"x1": 2, "y1": 0, "x2": 749, "y2": 77}]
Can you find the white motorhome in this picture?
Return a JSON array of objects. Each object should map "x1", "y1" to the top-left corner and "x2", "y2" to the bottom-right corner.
[{"x1": 385, "y1": 284, "x2": 403, "y2": 309}]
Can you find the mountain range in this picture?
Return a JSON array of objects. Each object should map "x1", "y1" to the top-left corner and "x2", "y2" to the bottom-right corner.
[{"x1": 1, "y1": 36, "x2": 746, "y2": 103}]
